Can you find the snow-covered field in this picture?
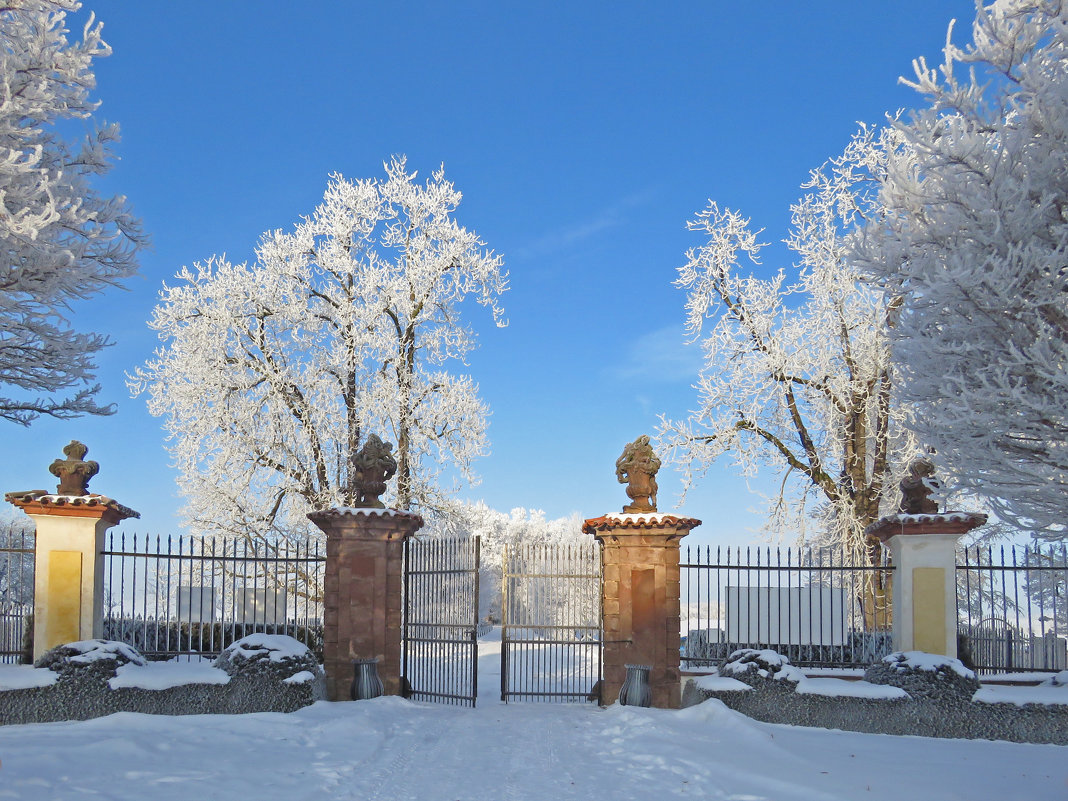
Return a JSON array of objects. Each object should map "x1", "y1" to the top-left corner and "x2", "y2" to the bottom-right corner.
[{"x1": 0, "y1": 634, "x2": 1064, "y2": 801}]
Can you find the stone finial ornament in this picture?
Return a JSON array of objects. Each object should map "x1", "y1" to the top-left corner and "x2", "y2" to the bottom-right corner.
[
  {"x1": 48, "y1": 440, "x2": 99, "y2": 496},
  {"x1": 351, "y1": 434, "x2": 397, "y2": 508},
  {"x1": 898, "y1": 456, "x2": 941, "y2": 515},
  {"x1": 615, "y1": 435, "x2": 661, "y2": 513}
]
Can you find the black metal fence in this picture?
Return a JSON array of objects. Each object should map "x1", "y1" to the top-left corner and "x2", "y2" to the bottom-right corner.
[
  {"x1": 402, "y1": 536, "x2": 481, "y2": 706},
  {"x1": 102, "y1": 532, "x2": 325, "y2": 661},
  {"x1": 680, "y1": 545, "x2": 895, "y2": 669},
  {"x1": 500, "y1": 541, "x2": 601, "y2": 703},
  {"x1": 957, "y1": 543, "x2": 1068, "y2": 674},
  {"x1": 0, "y1": 526, "x2": 34, "y2": 664}
]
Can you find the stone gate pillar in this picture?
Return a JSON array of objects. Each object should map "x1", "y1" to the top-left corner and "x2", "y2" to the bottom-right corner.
[
  {"x1": 5, "y1": 442, "x2": 138, "y2": 660},
  {"x1": 584, "y1": 513, "x2": 700, "y2": 708},
  {"x1": 308, "y1": 508, "x2": 423, "y2": 701},
  {"x1": 866, "y1": 457, "x2": 986, "y2": 658},
  {"x1": 583, "y1": 435, "x2": 700, "y2": 709},
  {"x1": 867, "y1": 512, "x2": 985, "y2": 658}
]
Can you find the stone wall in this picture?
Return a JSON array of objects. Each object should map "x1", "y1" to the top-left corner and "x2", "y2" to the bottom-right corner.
[
  {"x1": 682, "y1": 679, "x2": 1068, "y2": 745},
  {"x1": 0, "y1": 672, "x2": 323, "y2": 726}
]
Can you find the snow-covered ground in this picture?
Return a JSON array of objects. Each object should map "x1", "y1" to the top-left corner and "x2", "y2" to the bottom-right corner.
[{"x1": 0, "y1": 632, "x2": 1064, "y2": 801}]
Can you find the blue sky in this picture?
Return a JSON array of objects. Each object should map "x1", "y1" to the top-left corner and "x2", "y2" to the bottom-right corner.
[{"x1": 1, "y1": 1, "x2": 978, "y2": 547}]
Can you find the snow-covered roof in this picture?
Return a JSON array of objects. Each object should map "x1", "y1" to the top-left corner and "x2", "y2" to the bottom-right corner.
[
  {"x1": 865, "y1": 511, "x2": 986, "y2": 540},
  {"x1": 307, "y1": 506, "x2": 424, "y2": 525}
]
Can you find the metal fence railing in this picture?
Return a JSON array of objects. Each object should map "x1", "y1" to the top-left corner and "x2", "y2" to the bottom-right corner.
[
  {"x1": 402, "y1": 536, "x2": 481, "y2": 707},
  {"x1": 680, "y1": 545, "x2": 895, "y2": 670},
  {"x1": 957, "y1": 543, "x2": 1068, "y2": 674},
  {"x1": 501, "y1": 541, "x2": 601, "y2": 703},
  {"x1": 101, "y1": 532, "x2": 325, "y2": 662},
  {"x1": 0, "y1": 526, "x2": 34, "y2": 664}
]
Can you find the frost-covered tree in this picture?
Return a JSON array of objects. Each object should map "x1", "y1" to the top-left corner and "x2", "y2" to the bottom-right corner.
[
  {"x1": 0, "y1": 1, "x2": 144, "y2": 425},
  {"x1": 130, "y1": 159, "x2": 507, "y2": 542},
  {"x1": 659, "y1": 128, "x2": 918, "y2": 571},
  {"x1": 851, "y1": 0, "x2": 1068, "y2": 538}
]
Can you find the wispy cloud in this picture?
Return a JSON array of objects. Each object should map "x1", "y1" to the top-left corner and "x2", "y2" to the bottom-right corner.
[
  {"x1": 514, "y1": 189, "x2": 657, "y2": 261},
  {"x1": 610, "y1": 324, "x2": 704, "y2": 383}
]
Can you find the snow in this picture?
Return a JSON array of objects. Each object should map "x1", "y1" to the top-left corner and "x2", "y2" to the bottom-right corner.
[
  {"x1": 983, "y1": 671, "x2": 1063, "y2": 684},
  {"x1": 326, "y1": 506, "x2": 403, "y2": 517},
  {"x1": 883, "y1": 650, "x2": 975, "y2": 678},
  {"x1": 108, "y1": 662, "x2": 230, "y2": 691},
  {"x1": 282, "y1": 670, "x2": 317, "y2": 685},
  {"x1": 693, "y1": 674, "x2": 752, "y2": 692},
  {"x1": 218, "y1": 633, "x2": 311, "y2": 662},
  {"x1": 0, "y1": 634, "x2": 1065, "y2": 800},
  {"x1": 1044, "y1": 670, "x2": 1068, "y2": 687},
  {"x1": 50, "y1": 639, "x2": 146, "y2": 667},
  {"x1": 0, "y1": 665, "x2": 57, "y2": 690},
  {"x1": 884, "y1": 512, "x2": 981, "y2": 524},
  {"x1": 721, "y1": 648, "x2": 807, "y2": 682},
  {"x1": 795, "y1": 677, "x2": 909, "y2": 700},
  {"x1": 973, "y1": 684, "x2": 1068, "y2": 707},
  {"x1": 601, "y1": 512, "x2": 696, "y2": 524}
]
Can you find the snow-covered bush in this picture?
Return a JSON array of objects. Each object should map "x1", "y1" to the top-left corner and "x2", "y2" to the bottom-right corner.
[
  {"x1": 34, "y1": 639, "x2": 147, "y2": 681},
  {"x1": 213, "y1": 634, "x2": 322, "y2": 683},
  {"x1": 719, "y1": 649, "x2": 805, "y2": 688},
  {"x1": 864, "y1": 651, "x2": 979, "y2": 703}
]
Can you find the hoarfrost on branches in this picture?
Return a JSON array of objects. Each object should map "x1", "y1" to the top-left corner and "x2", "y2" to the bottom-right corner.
[
  {"x1": 130, "y1": 158, "x2": 506, "y2": 543},
  {"x1": 423, "y1": 501, "x2": 588, "y2": 624},
  {"x1": 0, "y1": 1, "x2": 144, "y2": 425},
  {"x1": 659, "y1": 127, "x2": 917, "y2": 562},
  {"x1": 851, "y1": 0, "x2": 1068, "y2": 537}
]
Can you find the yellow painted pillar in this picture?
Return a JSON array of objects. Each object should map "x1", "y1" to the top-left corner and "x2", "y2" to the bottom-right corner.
[
  {"x1": 867, "y1": 513, "x2": 986, "y2": 658},
  {"x1": 6, "y1": 442, "x2": 138, "y2": 660}
]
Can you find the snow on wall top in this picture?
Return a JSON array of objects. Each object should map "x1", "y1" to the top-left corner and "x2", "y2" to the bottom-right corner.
[
  {"x1": 882, "y1": 650, "x2": 975, "y2": 679},
  {"x1": 218, "y1": 633, "x2": 314, "y2": 663}
]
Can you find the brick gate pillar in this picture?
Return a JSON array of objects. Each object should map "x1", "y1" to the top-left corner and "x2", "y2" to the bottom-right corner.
[
  {"x1": 308, "y1": 508, "x2": 423, "y2": 701},
  {"x1": 584, "y1": 513, "x2": 700, "y2": 708},
  {"x1": 6, "y1": 441, "x2": 138, "y2": 661}
]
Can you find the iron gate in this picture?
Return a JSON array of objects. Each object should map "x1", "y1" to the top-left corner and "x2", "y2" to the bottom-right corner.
[
  {"x1": 501, "y1": 541, "x2": 602, "y2": 703},
  {"x1": 402, "y1": 536, "x2": 480, "y2": 706}
]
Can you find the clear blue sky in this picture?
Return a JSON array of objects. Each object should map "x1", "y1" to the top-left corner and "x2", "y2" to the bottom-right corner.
[{"x1": 1, "y1": 1, "x2": 977, "y2": 547}]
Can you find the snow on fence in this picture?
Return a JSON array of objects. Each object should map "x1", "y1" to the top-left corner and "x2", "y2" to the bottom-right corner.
[
  {"x1": 680, "y1": 545, "x2": 894, "y2": 669},
  {"x1": 101, "y1": 532, "x2": 325, "y2": 661}
]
